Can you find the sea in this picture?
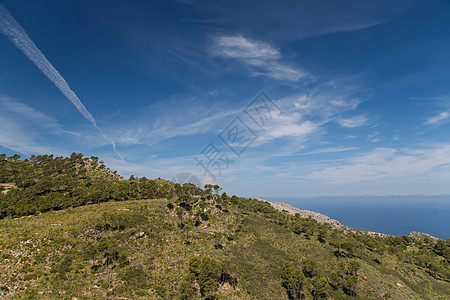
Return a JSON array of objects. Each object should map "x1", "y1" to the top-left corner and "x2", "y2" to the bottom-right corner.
[{"x1": 265, "y1": 195, "x2": 450, "y2": 240}]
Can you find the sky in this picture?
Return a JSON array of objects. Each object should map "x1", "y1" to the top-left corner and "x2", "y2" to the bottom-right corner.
[{"x1": 1, "y1": 0, "x2": 450, "y2": 198}]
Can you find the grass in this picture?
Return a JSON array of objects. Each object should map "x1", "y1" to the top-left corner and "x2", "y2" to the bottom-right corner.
[{"x1": 0, "y1": 197, "x2": 449, "y2": 299}]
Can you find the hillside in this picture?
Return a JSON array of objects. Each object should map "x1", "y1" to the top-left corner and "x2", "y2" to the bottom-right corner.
[{"x1": 0, "y1": 153, "x2": 450, "y2": 299}]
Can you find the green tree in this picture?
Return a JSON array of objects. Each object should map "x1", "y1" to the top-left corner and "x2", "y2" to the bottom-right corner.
[
  {"x1": 180, "y1": 273, "x2": 197, "y2": 299},
  {"x1": 318, "y1": 228, "x2": 327, "y2": 243},
  {"x1": 347, "y1": 260, "x2": 360, "y2": 276},
  {"x1": 213, "y1": 184, "x2": 221, "y2": 194},
  {"x1": 203, "y1": 184, "x2": 213, "y2": 196},
  {"x1": 282, "y1": 262, "x2": 306, "y2": 299},
  {"x1": 303, "y1": 259, "x2": 318, "y2": 278},
  {"x1": 312, "y1": 276, "x2": 329, "y2": 300},
  {"x1": 176, "y1": 207, "x2": 184, "y2": 228},
  {"x1": 10, "y1": 154, "x2": 21, "y2": 160},
  {"x1": 188, "y1": 256, "x2": 221, "y2": 297},
  {"x1": 343, "y1": 275, "x2": 358, "y2": 297}
]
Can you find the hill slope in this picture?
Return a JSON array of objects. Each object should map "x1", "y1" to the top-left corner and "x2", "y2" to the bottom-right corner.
[{"x1": 0, "y1": 154, "x2": 449, "y2": 299}]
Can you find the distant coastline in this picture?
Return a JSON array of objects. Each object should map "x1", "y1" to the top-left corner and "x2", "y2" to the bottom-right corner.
[{"x1": 264, "y1": 195, "x2": 450, "y2": 240}]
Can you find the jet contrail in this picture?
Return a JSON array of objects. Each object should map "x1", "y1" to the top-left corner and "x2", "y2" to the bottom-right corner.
[
  {"x1": 0, "y1": 4, "x2": 96, "y2": 127},
  {"x1": 0, "y1": 4, "x2": 125, "y2": 164}
]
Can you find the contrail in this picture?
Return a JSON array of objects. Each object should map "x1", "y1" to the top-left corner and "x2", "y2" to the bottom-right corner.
[
  {"x1": 0, "y1": 4, "x2": 96, "y2": 127},
  {"x1": 0, "y1": 4, "x2": 125, "y2": 164}
]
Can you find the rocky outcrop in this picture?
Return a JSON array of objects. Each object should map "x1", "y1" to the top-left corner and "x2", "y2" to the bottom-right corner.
[
  {"x1": 260, "y1": 199, "x2": 393, "y2": 237},
  {"x1": 0, "y1": 183, "x2": 16, "y2": 194},
  {"x1": 408, "y1": 231, "x2": 438, "y2": 241}
]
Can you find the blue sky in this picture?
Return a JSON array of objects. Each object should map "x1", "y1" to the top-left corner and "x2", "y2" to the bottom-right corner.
[{"x1": 1, "y1": 0, "x2": 450, "y2": 197}]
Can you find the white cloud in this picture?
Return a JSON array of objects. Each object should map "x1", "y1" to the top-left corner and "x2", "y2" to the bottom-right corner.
[
  {"x1": 108, "y1": 86, "x2": 366, "y2": 153},
  {"x1": 293, "y1": 95, "x2": 311, "y2": 109},
  {"x1": 295, "y1": 147, "x2": 359, "y2": 156},
  {"x1": 109, "y1": 104, "x2": 241, "y2": 147},
  {"x1": 211, "y1": 35, "x2": 280, "y2": 61},
  {"x1": 279, "y1": 82, "x2": 364, "y2": 121},
  {"x1": 265, "y1": 63, "x2": 304, "y2": 81},
  {"x1": 324, "y1": 20, "x2": 386, "y2": 35},
  {"x1": 260, "y1": 118, "x2": 318, "y2": 142},
  {"x1": 306, "y1": 144, "x2": 450, "y2": 184},
  {"x1": 210, "y1": 35, "x2": 305, "y2": 81},
  {"x1": 424, "y1": 111, "x2": 449, "y2": 125},
  {"x1": 337, "y1": 115, "x2": 369, "y2": 128},
  {"x1": 367, "y1": 131, "x2": 381, "y2": 143},
  {"x1": 330, "y1": 98, "x2": 360, "y2": 110}
]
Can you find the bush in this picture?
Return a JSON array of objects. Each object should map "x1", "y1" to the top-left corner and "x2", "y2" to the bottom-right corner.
[{"x1": 120, "y1": 265, "x2": 149, "y2": 289}]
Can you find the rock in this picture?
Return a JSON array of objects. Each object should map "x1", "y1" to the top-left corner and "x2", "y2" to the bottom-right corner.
[
  {"x1": 408, "y1": 231, "x2": 439, "y2": 241},
  {"x1": 132, "y1": 232, "x2": 145, "y2": 239}
]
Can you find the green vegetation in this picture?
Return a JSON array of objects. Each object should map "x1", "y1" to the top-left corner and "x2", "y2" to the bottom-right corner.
[
  {"x1": 0, "y1": 153, "x2": 449, "y2": 299},
  {"x1": 0, "y1": 153, "x2": 201, "y2": 218}
]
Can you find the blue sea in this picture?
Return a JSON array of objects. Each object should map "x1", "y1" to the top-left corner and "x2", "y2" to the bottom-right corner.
[{"x1": 266, "y1": 196, "x2": 450, "y2": 240}]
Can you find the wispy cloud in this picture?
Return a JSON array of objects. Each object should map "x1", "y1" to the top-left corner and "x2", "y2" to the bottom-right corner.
[
  {"x1": 368, "y1": 131, "x2": 381, "y2": 143},
  {"x1": 269, "y1": 146, "x2": 359, "y2": 159},
  {"x1": 0, "y1": 96, "x2": 61, "y2": 154},
  {"x1": 211, "y1": 35, "x2": 280, "y2": 61},
  {"x1": 280, "y1": 81, "x2": 365, "y2": 120},
  {"x1": 306, "y1": 144, "x2": 450, "y2": 184},
  {"x1": 110, "y1": 85, "x2": 365, "y2": 150},
  {"x1": 322, "y1": 20, "x2": 386, "y2": 35},
  {"x1": 99, "y1": 77, "x2": 372, "y2": 185},
  {"x1": 329, "y1": 98, "x2": 360, "y2": 110},
  {"x1": 210, "y1": 35, "x2": 306, "y2": 81},
  {"x1": 424, "y1": 111, "x2": 449, "y2": 125},
  {"x1": 256, "y1": 112, "x2": 319, "y2": 144},
  {"x1": 107, "y1": 96, "x2": 242, "y2": 147},
  {"x1": 182, "y1": 1, "x2": 399, "y2": 42},
  {"x1": 337, "y1": 115, "x2": 369, "y2": 128},
  {"x1": 295, "y1": 146, "x2": 359, "y2": 156}
]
